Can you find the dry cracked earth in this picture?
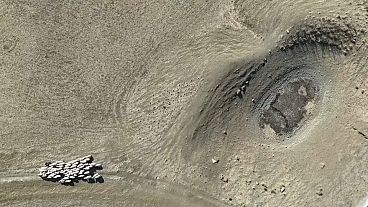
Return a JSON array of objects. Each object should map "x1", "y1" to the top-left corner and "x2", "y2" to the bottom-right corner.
[{"x1": 0, "y1": 0, "x2": 368, "y2": 206}]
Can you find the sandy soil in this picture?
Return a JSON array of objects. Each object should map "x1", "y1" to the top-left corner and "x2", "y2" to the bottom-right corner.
[{"x1": 0, "y1": 0, "x2": 367, "y2": 206}]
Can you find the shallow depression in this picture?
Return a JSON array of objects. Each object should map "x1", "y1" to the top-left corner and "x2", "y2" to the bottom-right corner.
[{"x1": 259, "y1": 78, "x2": 319, "y2": 136}]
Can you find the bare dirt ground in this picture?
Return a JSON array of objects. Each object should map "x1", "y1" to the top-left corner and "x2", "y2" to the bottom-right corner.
[{"x1": 0, "y1": 0, "x2": 367, "y2": 206}]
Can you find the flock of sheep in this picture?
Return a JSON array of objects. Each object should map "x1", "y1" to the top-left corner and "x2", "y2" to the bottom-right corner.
[{"x1": 38, "y1": 155, "x2": 103, "y2": 185}]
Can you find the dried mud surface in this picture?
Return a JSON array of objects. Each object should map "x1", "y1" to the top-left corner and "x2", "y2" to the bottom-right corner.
[{"x1": 0, "y1": 0, "x2": 367, "y2": 206}]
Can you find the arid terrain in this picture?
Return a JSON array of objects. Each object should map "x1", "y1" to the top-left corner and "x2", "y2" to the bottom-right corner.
[{"x1": 0, "y1": 0, "x2": 367, "y2": 206}]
